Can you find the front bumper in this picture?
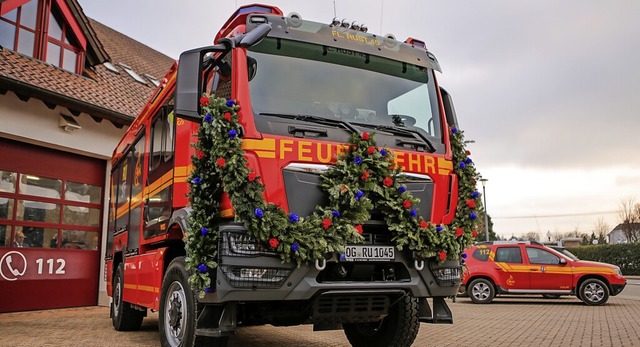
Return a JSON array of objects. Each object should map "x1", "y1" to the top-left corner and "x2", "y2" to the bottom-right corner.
[
  {"x1": 198, "y1": 225, "x2": 461, "y2": 304},
  {"x1": 611, "y1": 282, "x2": 627, "y2": 296}
]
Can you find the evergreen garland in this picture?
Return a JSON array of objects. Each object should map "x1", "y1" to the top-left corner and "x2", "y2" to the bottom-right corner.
[{"x1": 185, "y1": 96, "x2": 481, "y2": 295}]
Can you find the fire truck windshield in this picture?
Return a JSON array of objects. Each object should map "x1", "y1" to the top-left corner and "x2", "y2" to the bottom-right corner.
[{"x1": 247, "y1": 38, "x2": 444, "y2": 152}]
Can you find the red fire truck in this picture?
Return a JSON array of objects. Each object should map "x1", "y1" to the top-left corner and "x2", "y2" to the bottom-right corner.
[{"x1": 106, "y1": 4, "x2": 467, "y2": 347}]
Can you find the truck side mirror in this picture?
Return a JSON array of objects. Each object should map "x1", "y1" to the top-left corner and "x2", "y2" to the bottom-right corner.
[
  {"x1": 175, "y1": 45, "x2": 228, "y2": 122},
  {"x1": 174, "y1": 24, "x2": 271, "y2": 123},
  {"x1": 440, "y1": 87, "x2": 459, "y2": 129}
]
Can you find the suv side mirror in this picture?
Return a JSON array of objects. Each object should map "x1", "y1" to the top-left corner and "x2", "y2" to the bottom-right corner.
[{"x1": 559, "y1": 258, "x2": 567, "y2": 265}]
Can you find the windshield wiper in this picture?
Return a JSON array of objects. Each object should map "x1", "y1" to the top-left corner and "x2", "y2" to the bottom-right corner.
[
  {"x1": 259, "y1": 113, "x2": 358, "y2": 133},
  {"x1": 350, "y1": 122, "x2": 436, "y2": 153}
]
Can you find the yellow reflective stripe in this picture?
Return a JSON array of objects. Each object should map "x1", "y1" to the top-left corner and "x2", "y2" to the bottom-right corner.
[
  {"x1": 438, "y1": 158, "x2": 452, "y2": 175},
  {"x1": 123, "y1": 283, "x2": 160, "y2": 293}
]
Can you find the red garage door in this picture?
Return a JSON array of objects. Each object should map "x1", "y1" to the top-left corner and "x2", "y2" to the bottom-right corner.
[{"x1": 0, "y1": 137, "x2": 105, "y2": 313}]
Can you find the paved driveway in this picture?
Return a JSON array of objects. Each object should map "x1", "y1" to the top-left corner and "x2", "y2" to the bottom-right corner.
[{"x1": 1, "y1": 296, "x2": 639, "y2": 346}]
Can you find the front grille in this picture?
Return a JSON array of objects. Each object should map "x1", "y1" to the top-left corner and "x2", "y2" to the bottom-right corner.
[
  {"x1": 313, "y1": 294, "x2": 389, "y2": 323},
  {"x1": 283, "y1": 165, "x2": 434, "y2": 220},
  {"x1": 360, "y1": 229, "x2": 392, "y2": 245}
]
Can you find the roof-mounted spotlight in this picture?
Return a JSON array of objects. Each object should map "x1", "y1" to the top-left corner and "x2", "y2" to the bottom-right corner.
[
  {"x1": 359, "y1": 23, "x2": 368, "y2": 32},
  {"x1": 287, "y1": 12, "x2": 302, "y2": 28},
  {"x1": 341, "y1": 18, "x2": 350, "y2": 28},
  {"x1": 331, "y1": 17, "x2": 341, "y2": 27},
  {"x1": 351, "y1": 21, "x2": 360, "y2": 31},
  {"x1": 405, "y1": 37, "x2": 427, "y2": 49}
]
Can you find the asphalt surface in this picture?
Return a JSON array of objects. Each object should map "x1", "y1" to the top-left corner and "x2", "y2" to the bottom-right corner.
[{"x1": 1, "y1": 292, "x2": 640, "y2": 347}]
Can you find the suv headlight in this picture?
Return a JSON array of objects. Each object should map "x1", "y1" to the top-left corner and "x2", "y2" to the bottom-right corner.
[{"x1": 615, "y1": 267, "x2": 623, "y2": 277}]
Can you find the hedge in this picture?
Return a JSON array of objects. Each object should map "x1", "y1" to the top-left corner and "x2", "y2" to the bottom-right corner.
[{"x1": 566, "y1": 243, "x2": 640, "y2": 276}]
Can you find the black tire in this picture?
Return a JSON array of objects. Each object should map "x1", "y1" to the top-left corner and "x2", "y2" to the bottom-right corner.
[
  {"x1": 579, "y1": 278, "x2": 610, "y2": 306},
  {"x1": 111, "y1": 263, "x2": 144, "y2": 331},
  {"x1": 342, "y1": 294, "x2": 419, "y2": 347},
  {"x1": 159, "y1": 257, "x2": 228, "y2": 347},
  {"x1": 542, "y1": 294, "x2": 561, "y2": 299},
  {"x1": 468, "y1": 278, "x2": 495, "y2": 304}
]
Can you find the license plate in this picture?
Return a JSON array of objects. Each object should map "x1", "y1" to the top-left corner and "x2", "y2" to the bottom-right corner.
[{"x1": 344, "y1": 245, "x2": 395, "y2": 262}]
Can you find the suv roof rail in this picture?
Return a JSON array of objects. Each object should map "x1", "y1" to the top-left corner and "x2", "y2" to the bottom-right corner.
[{"x1": 475, "y1": 241, "x2": 545, "y2": 246}]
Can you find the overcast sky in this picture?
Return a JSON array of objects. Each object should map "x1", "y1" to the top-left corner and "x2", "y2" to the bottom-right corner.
[{"x1": 81, "y1": 0, "x2": 640, "y2": 239}]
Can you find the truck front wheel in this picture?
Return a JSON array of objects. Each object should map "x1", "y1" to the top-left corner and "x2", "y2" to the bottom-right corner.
[
  {"x1": 342, "y1": 294, "x2": 419, "y2": 347},
  {"x1": 159, "y1": 257, "x2": 228, "y2": 347}
]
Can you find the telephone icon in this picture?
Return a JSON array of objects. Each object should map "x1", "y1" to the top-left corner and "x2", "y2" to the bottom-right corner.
[
  {"x1": 0, "y1": 251, "x2": 27, "y2": 281},
  {"x1": 7, "y1": 255, "x2": 21, "y2": 276}
]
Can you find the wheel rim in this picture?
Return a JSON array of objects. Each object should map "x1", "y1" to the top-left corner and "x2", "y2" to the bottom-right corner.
[
  {"x1": 113, "y1": 278, "x2": 121, "y2": 318},
  {"x1": 164, "y1": 281, "x2": 187, "y2": 347},
  {"x1": 583, "y1": 282, "x2": 605, "y2": 303},
  {"x1": 471, "y1": 282, "x2": 490, "y2": 301}
]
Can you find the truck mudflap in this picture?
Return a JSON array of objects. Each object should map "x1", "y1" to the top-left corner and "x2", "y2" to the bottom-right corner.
[
  {"x1": 418, "y1": 297, "x2": 453, "y2": 324},
  {"x1": 195, "y1": 303, "x2": 236, "y2": 338}
]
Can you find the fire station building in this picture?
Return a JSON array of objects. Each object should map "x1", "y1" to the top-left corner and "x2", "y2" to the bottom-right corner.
[{"x1": 0, "y1": 0, "x2": 173, "y2": 312}]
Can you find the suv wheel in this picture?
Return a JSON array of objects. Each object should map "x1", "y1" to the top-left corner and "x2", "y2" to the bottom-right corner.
[
  {"x1": 579, "y1": 278, "x2": 610, "y2": 306},
  {"x1": 468, "y1": 278, "x2": 495, "y2": 304}
]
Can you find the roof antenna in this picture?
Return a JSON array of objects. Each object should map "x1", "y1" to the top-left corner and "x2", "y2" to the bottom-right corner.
[
  {"x1": 380, "y1": 0, "x2": 384, "y2": 34},
  {"x1": 333, "y1": 1, "x2": 337, "y2": 17}
]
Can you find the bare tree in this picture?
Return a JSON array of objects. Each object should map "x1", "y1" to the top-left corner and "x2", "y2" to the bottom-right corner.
[
  {"x1": 618, "y1": 197, "x2": 640, "y2": 243},
  {"x1": 593, "y1": 217, "x2": 609, "y2": 244},
  {"x1": 523, "y1": 231, "x2": 540, "y2": 242}
]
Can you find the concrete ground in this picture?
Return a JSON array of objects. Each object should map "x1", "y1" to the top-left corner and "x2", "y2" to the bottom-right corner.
[{"x1": 1, "y1": 295, "x2": 640, "y2": 347}]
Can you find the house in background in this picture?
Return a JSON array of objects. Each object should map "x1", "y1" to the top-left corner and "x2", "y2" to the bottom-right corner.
[
  {"x1": 607, "y1": 223, "x2": 640, "y2": 244},
  {"x1": 0, "y1": 0, "x2": 174, "y2": 313}
]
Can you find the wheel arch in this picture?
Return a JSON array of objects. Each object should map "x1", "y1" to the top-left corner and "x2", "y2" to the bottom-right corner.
[{"x1": 576, "y1": 274, "x2": 612, "y2": 293}]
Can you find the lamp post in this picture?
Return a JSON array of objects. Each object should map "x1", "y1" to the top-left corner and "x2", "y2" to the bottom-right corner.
[{"x1": 480, "y1": 178, "x2": 489, "y2": 242}]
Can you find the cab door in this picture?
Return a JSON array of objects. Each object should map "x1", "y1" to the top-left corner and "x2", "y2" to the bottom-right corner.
[
  {"x1": 525, "y1": 246, "x2": 573, "y2": 292},
  {"x1": 144, "y1": 104, "x2": 175, "y2": 239},
  {"x1": 493, "y1": 246, "x2": 530, "y2": 291}
]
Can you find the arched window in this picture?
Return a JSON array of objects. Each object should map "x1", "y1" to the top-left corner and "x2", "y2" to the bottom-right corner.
[{"x1": 0, "y1": 0, "x2": 85, "y2": 74}]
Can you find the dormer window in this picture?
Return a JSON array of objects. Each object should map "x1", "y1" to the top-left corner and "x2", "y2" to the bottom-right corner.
[
  {"x1": 0, "y1": 0, "x2": 86, "y2": 74},
  {"x1": 45, "y1": 7, "x2": 80, "y2": 73},
  {"x1": 0, "y1": 1, "x2": 38, "y2": 56}
]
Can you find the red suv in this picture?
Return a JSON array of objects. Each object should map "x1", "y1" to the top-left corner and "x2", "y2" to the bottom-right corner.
[{"x1": 460, "y1": 241, "x2": 626, "y2": 305}]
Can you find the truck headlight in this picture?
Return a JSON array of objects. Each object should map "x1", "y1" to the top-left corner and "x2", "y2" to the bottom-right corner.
[{"x1": 222, "y1": 232, "x2": 277, "y2": 256}]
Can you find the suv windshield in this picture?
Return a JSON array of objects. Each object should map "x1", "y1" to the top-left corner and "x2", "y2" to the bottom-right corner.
[{"x1": 247, "y1": 38, "x2": 444, "y2": 153}]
